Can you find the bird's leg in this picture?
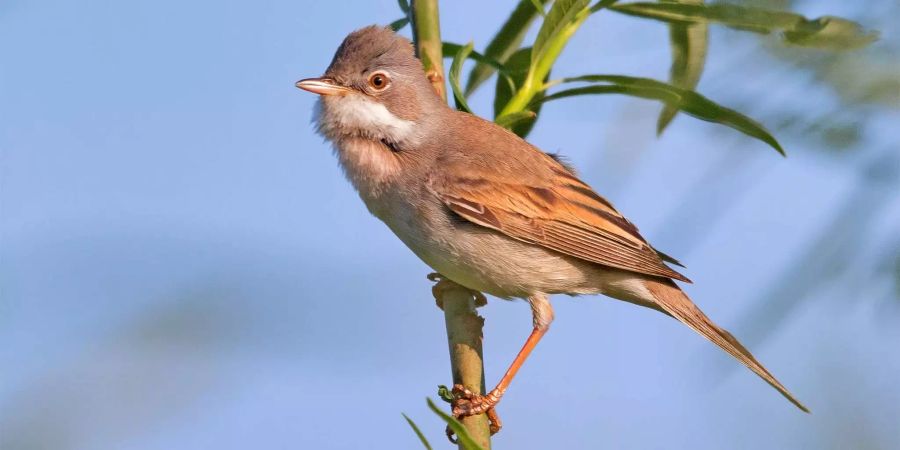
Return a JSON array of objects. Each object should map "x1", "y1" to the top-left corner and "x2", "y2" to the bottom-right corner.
[
  {"x1": 450, "y1": 294, "x2": 553, "y2": 431},
  {"x1": 451, "y1": 326, "x2": 548, "y2": 417}
]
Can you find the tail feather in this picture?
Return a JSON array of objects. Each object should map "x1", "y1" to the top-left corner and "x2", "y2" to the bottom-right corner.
[{"x1": 642, "y1": 277, "x2": 810, "y2": 413}]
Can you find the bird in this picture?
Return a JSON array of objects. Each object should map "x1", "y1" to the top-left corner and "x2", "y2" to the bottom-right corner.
[{"x1": 295, "y1": 25, "x2": 809, "y2": 433}]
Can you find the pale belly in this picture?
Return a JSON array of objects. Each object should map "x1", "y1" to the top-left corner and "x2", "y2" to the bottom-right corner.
[
  {"x1": 367, "y1": 193, "x2": 602, "y2": 299},
  {"x1": 329, "y1": 136, "x2": 639, "y2": 301}
]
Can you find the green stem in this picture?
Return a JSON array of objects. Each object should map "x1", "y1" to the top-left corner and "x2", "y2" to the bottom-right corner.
[
  {"x1": 439, "y1": 282, "x2": 491, "y2": 449},
  {"x1": 411, "y1": 0, "x2": 447, "y2": 100},
  {"x1": 499, "y1": 6, "x2": 591, "y2": 117},
  {"x1": 410, "y1": 2, "x2": 491, "y2": 448}
]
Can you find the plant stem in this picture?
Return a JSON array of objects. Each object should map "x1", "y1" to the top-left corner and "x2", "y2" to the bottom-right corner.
[
  {"x1": 410, "y1": 1, "x2": 491, "y2": 448},
  {"x1": 499, "y1": 5, "x2": 591, "y2": 117},
  {"x1": 438, "y1": 281, "x2": 491, "y2": 449},
  {"x1": 411, "y1": 0, "x2": 447, "y2": 101}
]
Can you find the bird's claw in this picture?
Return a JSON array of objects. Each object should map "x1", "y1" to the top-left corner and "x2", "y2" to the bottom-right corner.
[
  {"x1": 444, "y1": 384, "x2": 502, "y2": 442},
  {"x1": 486, "y1": 408, "x2": 502, "y2": 434},
  {"x1": 451, "y1": 384, "x2": 494, "y2": 417},
  {"x1": 428, "y1": 273, "x2": 487, "y2": 310},
  {"x1": 445, "y1": 425, "x2": 458, "y2": 444},
  {"x1": 473, "y1": 291, "x2": 488, "y2": 308}
]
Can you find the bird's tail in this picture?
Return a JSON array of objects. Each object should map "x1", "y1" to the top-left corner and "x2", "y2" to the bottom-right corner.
[{"x1": 641, "y1": 277, "x2": 810, "y2": 412}]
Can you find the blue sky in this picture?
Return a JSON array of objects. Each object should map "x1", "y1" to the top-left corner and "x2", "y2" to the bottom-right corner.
[{"x1": 1, "y1": 0, "x2": 898, "y2": 448}]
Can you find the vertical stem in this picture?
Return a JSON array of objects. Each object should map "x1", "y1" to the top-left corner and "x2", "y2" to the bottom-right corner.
[
  {"x1": 438, "y1": 282, "x2": 491, "y2": 449},
  {"x1": 411, "y1": 0, "x2": 447, "y2": 101},
  {"x1": 410, "y1": 1, "x2": 490, "y2": 448}
]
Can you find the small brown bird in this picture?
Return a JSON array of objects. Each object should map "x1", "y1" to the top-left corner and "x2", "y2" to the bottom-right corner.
[{"x1": 296, "y1": 25, "x2": 808, "y2": 431}]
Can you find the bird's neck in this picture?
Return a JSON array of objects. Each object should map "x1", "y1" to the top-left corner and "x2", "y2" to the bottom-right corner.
[
  {"x1": 332, "y1": 137, "x2": 405, "y2": 201},
  {"x1": 315, "y1": 95, "x2": 448, "y2": 201}
]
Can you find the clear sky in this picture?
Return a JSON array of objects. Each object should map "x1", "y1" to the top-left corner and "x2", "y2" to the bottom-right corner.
[{"x1": 1, "y1": 0, "x2": 898, "y2": 448}]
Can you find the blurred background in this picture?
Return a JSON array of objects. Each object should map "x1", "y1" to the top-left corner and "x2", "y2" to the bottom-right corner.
[{"x1": 1, "y1": 0, "x2": 898, "y2": 448}]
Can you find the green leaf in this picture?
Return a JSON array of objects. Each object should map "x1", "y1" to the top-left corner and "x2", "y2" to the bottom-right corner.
[
  {"x1": 499, "y1": 0, "x2": 592, "y2": 118},
  {"x1": 464, "y1": 0, "x2": 548, "y2": 96},
  {"x1": 494, "y1": 48, "x2": 546, "y2": 138},
  {"x1": 402, "y1": 414, "x2": 433, "y2": 450},
  {"x1": 444, "y1": 42, "x2": 516, "y2": 92},
  {"x1": 450, "y1": 42, "x2": 475, "y2": 113},
  {"x1": 397, "y1": 0, "x2": 409, "y2": 13},
  {"x1": 443, "y1": 43, "x2": 506, "y2": 73},
  {"x1": 389, "y1": 17, "x2": 410, "y2": 32},
  {"x1": 437, "y1": 385, "x2": 454, "y2": 403},
  {"x1": 589, "y1": 0, "x2": 622, "y2": 13},
  {"x1": 782, "y1": 16, "x2": 879, "y2": 50},
  {"x1": 532, "y1": 0, "x2": 591, "y2": 68},
  {"x1": 609, "y1": 2, "x2": 878, "y2": 50},
  {"x1": 530, "y1": 0, "x2": 547, "y2": 16},
  {"x1": 496, "y1": 110, "x2": 537, "y2": 129},
  {"x1": 540, "y1": 75, "x2": 785, "y2": 155},
  {"x1": 426, "y1": 398, "x2": 486, "y2": 450},
  {"x1": 658, "y1": 0, "x2": 708, "y2": 135},
  {"x1": 611, "y1": 2, "x2": 804, "y2": 30}
]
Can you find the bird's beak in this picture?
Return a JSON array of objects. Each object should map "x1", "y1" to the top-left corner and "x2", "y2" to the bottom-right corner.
[{"x1": 295, "y1": 77, "x2": 351, "y2": 96}]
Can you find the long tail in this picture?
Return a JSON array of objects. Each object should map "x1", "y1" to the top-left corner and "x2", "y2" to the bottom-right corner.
[{"x1": 641, "y1": 277, "x2": 810, "y2": 412}]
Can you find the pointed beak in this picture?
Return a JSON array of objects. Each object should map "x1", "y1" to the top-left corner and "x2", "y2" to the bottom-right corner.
[{"x1": 295, "y1": 77, "x2": 351, "y2": 96}]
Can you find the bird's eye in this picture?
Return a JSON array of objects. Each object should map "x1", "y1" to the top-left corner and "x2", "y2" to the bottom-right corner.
[{"x1": 368, "y1": 72, "x2": 390, "y2": 91}]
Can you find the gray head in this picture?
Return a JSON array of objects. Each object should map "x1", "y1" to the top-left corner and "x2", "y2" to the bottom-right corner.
[{"x1": 296, "y1": 26, "x2": 445, "y2": 147}]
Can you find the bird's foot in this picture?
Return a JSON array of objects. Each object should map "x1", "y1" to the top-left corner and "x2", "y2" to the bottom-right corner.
[
  {"x1": 428, "y1": 273, "x2": 487, "y2": 310},
  {"x1": 444, "y1": 384, "x2": 502, "y2": 441},
  {"x1": 451, "y1": 384, "x2": 502, "y2": 420}
]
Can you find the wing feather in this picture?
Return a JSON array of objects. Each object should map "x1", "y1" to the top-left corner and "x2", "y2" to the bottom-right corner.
[{"x1": 433, "y1": 166, "x2": 690, "y2": 283}]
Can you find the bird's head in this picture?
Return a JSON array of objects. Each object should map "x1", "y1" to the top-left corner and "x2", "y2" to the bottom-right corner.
[{"x1": 296, "y1": 26, "x2": 444, "y2": 147}]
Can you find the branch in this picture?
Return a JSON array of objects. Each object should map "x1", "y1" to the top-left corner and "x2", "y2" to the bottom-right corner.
[
  {"x1": 410, "y1": 2, "x2": 490, "y2": 447},
  {"x1": 433, "y1": 277, "x2": 491, "y2": 449},
  {"x1": 411, "y1": 0, "x2": 447, "y2": 100}
]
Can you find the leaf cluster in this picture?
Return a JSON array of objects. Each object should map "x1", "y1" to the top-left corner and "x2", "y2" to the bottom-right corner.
[{"x1": 391, "y1": 0, "x2": 877, "y2": 154}]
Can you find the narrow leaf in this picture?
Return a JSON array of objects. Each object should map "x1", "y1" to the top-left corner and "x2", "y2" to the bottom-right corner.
[
  {"x1": 589, "y1": 0, "x2": 622, "y2": 13},
  {"x1": 609, "y1": 2, "x2": 878, "y2": 50},
  {"x1": 465, "y1": 0, "x2": 548, "y2": 96},
  {"x1": 782, "y1": 16, "x2": 879, "y2": 50},
  {"x1": 450, "y1": 42, "x2": 475, "y2": 113},
  {"x1": 658, "y1": 0, "x2": 708, "y2": 135},
  {"x1": 496, "y1": 110, "x2": 537, "y2": 129},
  {"x1": 397, "y1": 0, "x2": 409, "y2": 13},
  {"x1": 402, "y1": 414, "x2": 433, "y2": 450},
  {"x1": 426, "y1": 398, "x2": 486, "y2": 450},
  {"x1": 494, "y1": 47, "x2": 546, "y2": 138},
  {"x1": 443, "y1": 42, "x2": 506, "y2": 72},
  {"x1": 532, "y1": 0, "x2": 591, "y2": 68},
  {"x1": 444, "y1": 42, "x2": 516, "y2": 93},
  {"x1": 530, "y1": 0, "x2": 547, "y2": 16},
  {"x1": 541, "y1": 75, "x2": 785, "y2": 154},
  {"x1": 389, "y1": 17, "x2": 410, "y2": 32},
  {"x1": 611, "y1": 2, "x2": 804, "y2": 29}
]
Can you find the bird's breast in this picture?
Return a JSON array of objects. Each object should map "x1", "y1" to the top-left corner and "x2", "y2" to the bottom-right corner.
[
  {"x1": 332, "y1": 138, "x2": 403, "y2": 204},
  {"x1": 330, "y1": 141, "x2": 603, "y2": 299}
]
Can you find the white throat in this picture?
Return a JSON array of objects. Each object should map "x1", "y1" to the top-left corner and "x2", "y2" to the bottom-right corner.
[{"x1": 314, "y1": 95, "x2": 418, "y2": 146}]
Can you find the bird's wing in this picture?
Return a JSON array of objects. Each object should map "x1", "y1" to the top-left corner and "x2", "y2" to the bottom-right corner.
[{"x1": 429, "y1": 156, "x2": 690, "y2": 283}]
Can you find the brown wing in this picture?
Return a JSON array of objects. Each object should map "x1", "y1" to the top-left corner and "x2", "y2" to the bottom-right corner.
[{"x1": 429, "y1": 157, "x2": 690, "y2": 283}]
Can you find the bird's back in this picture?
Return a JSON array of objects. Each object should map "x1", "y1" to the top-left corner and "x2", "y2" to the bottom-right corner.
[{"x1": 435, "y1": 110, "x2": 563, "y2": 182}]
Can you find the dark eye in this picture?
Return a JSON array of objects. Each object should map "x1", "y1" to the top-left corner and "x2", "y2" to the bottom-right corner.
[{"x1": 368, "y1": 72, "x2": 390, "y2": 90}]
